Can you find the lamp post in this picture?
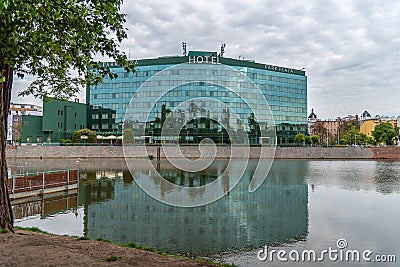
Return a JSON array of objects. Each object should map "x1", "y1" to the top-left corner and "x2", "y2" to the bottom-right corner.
[
  {"x1": 118, "y1": 122, "x2": 123, "y2": 144},
  {"x1": 326, "y1": 127, "x2": 329, "y2": 147}
]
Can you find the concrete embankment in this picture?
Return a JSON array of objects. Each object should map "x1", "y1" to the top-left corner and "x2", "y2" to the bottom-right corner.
[{"x1": 6, "y1": 145, "x2": 400, "y2": 159}]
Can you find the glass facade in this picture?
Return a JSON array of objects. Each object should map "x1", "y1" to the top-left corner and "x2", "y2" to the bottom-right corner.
[{"x1": 88, "y1": 51, "x2": 307, "y2": 144}]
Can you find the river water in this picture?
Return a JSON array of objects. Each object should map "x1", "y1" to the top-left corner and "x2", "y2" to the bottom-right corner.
[{"x1": 12, "y1": 159, "x2": 400, "y2": 266}]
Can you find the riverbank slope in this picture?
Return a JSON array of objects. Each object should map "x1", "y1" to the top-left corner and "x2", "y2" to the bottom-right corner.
[{"x1": 0, "y1": 230, "x2": 223, "y2": 267}]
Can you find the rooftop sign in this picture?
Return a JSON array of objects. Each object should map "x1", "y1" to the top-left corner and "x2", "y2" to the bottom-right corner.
[
  {"x1": 265, "y1": 64, "x2": 294, "y2": 74},
  {"x1": 188, "y1": 51, "x2": 219, "y2": 64},
  {"x1": 187, "y1": 51, "x2": 296, "y2": 74},
  {"x1": 102, "y1": 51, "x2": 305, "y2": 76}
]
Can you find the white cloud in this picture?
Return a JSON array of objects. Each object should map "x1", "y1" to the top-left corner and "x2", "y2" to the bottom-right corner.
[{"x1": 12, "y1": 0, "x2": 400, "y2": 118}]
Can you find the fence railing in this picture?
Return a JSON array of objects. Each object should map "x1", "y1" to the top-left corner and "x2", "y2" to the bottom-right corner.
[{"x1": 8, "y1": 169, "x2": 79, "y2": 196}]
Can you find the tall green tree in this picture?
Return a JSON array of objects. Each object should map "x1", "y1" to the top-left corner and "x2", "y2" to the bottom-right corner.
[
  {"x1": 372, "y1": 122, "x2": 399, "y2": 145},
  {"x1": 0, "y1": 0, "x2": 134, "y2": 232}
]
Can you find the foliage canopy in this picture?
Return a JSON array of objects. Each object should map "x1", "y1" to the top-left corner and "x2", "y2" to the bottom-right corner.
[
  {"x1": 0, "y1": 0, "x2": 134, "y2": 99},
  {"x1": 372, "y1": 122, "x2": 399, "y2": 145}
]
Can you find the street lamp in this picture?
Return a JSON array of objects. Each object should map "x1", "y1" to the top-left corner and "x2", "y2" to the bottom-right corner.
[{"x1": 326, "y1": 127, "x2": 329, "y2": 147}]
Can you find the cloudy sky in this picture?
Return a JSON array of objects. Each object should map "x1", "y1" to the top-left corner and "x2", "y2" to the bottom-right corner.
[{"x1": 12, "y1": 0, "x2": 400, "y2": 119}]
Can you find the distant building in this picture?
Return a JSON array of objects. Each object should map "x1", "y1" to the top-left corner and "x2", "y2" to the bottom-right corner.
[
  {"x1": 360, "y1": 110, "x2": 371, "y2": 122},
  {"x1": 87, "y1": 105, "x2": 119, "y2": 135},
  {"x1": 307, "y1": 109, "x2": 399, "y2": 145},
  {"x1": 313, "y1": 118, "x2": 342, "y2": 145},
  {"x1": 7, "y1": 103, "x2": 42, "y2": 145},
  {"x1": 21, "y1": 99, "x2": 87, "y2": 143},
  {"x1": 397, "y1": 115, "x2": 400, "y2": 129},
  {"x1": 307, "y1": 108, "x2": 317, "y2": 135},
  {"x1": 309, "y1": 111, "x2": 361, "y2": 145},
  {"x1": 360, "y1": 116, "x2": 398, "y2": 138}
]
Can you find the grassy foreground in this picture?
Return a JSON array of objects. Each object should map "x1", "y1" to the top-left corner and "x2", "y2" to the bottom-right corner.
[{"x1": 0, "y1": 226, "x2": 237, "y2": 267}]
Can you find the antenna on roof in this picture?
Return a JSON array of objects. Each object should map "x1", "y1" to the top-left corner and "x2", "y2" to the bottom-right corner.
[
  {"x1": 182, "y1": 42, "x2": 187, "y2": 56},
  {"x1": 219, "y1": 43, "x2": 226, "y2": 57}
]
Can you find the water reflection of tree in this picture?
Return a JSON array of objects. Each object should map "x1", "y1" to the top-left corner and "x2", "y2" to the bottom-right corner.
[
  {"x1": 373, "y1": 162, "x2": 400, "y2": 194},
  {"x1": 248, "y1": 113, "x2": 261, "y2": 144}
]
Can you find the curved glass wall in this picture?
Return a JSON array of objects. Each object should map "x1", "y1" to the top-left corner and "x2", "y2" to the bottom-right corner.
[{"x1": 124, "y1": 63, "x2": 275, "y2": 145}]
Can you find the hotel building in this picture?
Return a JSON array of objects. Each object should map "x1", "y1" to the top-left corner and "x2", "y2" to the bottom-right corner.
[{"x1": 88, "y1": 51, "x2": 307, "y2": 144}]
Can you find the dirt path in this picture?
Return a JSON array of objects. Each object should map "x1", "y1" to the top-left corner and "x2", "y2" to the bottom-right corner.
[{"x1": 0, "y1": 230, "x2": 221, "y2": 267}]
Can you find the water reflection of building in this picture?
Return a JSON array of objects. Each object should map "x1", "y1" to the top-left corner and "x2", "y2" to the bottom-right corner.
[
  {"x1": 80, "y1": 160, "x2": 309, "y2": 255},
  {"x1": 78, "y1": 174, "x2": 115, "y2": 206},
  {"x1": 12, "y1": 192, "x2": 78, "y2": 220}
]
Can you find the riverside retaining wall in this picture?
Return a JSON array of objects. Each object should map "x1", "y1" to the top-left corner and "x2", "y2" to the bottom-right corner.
[{"x1": 6, "y1": 145, "x2": 400, "y2": 159}]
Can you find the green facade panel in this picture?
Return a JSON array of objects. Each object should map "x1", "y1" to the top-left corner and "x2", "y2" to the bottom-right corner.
[
  {"x1": 42, "y1": 99, "x2": 88, "y2": 141},
  {"x1": 21, "y1": 115, "x2": 43, "y2": 143}
]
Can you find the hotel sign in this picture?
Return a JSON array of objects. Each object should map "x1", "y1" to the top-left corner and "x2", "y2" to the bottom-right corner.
[
  {"x1": 265, "y1": 64, "x2": 294, "y2": 74},
  {"x1": 188, "y1": 51, "x2": 219, "y2": 64},
  {"x1": 186, "y1": 51, "x2": 298, "y2": 74},
  {"x1": 188, "y1": 55, "x2": 219, "y2": 64}
]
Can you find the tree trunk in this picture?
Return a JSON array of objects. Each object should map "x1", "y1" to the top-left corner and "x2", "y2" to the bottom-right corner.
[{"x1": 0, "y1": 60, "x2": 14, "y2": 232}]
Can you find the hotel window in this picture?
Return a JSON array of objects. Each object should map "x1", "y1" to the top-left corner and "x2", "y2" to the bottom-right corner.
[{"x1": 170, "y1": 69, "x2": 180, "y2": 75}]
